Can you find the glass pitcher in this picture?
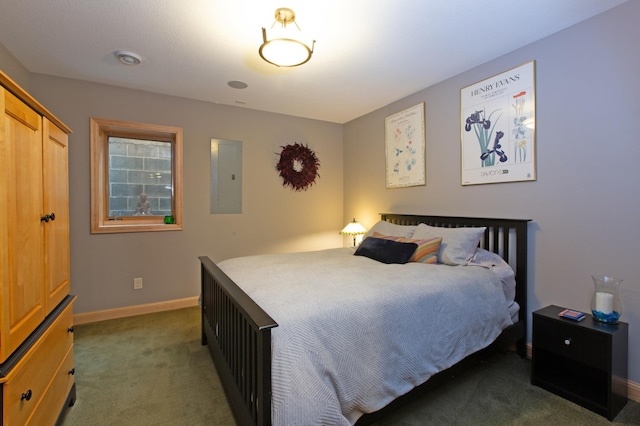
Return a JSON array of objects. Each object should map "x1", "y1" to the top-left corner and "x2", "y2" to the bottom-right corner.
[{"x1": 590, "y1": 275, "x2": 623, "y2": 324}]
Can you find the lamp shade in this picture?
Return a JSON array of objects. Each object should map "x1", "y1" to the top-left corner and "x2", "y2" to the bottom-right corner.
[
  {"x1": 340, "y1": 219, "x2": 367, "y2": 236},
  {"x1": 259, "y1": 35, "x2": 313, "y2": 67}
]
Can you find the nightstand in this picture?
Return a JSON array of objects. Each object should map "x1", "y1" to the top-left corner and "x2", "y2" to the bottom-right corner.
[{"x1": 532, "y1": 305, "x2": 628, "y2": 420}]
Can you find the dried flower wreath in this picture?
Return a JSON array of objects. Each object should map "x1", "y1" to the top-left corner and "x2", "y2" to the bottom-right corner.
[{"x1": 276, "y1": 143, "x2": 320, "y2": 191}]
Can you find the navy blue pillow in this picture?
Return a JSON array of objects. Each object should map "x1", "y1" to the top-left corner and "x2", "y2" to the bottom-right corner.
[{"x1": 354, "y1": 237, "x2": 418, "y2": 264}]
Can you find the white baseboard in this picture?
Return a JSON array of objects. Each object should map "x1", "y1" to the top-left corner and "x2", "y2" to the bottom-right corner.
[
  {"x1": 73, "y1": 296, "x2": 199, "y2": 325},
  {"x1": 526, "y1": 343, "x2": 640, "y2": 403}
]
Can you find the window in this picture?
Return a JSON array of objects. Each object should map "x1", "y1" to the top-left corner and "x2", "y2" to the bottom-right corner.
[{"x1": 90, "y1": 118, "x2": 183, "y2": 233}]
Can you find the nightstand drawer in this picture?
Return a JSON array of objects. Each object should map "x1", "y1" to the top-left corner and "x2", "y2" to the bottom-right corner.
[{"x1": 534, "y1": 315, "x2": 609, "y2": 370}]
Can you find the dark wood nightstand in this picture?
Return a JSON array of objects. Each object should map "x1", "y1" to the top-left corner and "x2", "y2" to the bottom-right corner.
[{"x1": 532, "y1": 305, "x2": 628, "y2": 420}]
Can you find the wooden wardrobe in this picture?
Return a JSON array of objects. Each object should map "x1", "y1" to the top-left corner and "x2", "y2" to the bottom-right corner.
[{"x1": 0, "y1": 70, "x2": 76, "y2": 425}]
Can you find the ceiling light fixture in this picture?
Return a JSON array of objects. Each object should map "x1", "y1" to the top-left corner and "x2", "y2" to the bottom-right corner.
[
  {"x1": 114, "y1": 50, "x2": 142, "y2": 66},
  {"x1": 259, "y1": 8, "x2": 315, "y2": 67}
]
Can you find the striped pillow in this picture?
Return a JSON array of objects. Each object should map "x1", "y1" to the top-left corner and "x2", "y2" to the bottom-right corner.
[{"x1": 372, "y1": 232, "x2": 442, "y2": 264}]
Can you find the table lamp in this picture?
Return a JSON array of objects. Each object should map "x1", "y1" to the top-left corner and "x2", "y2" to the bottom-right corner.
[{"x1": 340, "y1": 218, "x2": 367, "y2": 246}]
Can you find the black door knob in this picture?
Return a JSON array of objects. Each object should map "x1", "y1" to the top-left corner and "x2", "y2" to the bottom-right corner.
[{"x1": 40, "y1": 213, "x2": 56, "y2": 222}]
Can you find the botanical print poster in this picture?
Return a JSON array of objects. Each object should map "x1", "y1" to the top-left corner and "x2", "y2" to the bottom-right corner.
[
  {"x1": 460, "y1": 61, "x2": 536, "y2": 185},
  {"x1": 385, "y1": 103, "x2": 426, "y2": 188}
]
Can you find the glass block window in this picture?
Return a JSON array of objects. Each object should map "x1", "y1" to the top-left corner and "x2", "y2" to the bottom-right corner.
[{"x1": 90, "y1": 118, "x2": 182, "y2": 233}]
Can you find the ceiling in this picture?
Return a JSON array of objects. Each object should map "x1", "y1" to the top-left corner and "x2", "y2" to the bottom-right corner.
[{"x1": 0, "y1": 0, "x2": 626, "y2": 124}]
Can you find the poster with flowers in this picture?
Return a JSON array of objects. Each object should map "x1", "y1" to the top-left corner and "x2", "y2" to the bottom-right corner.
[
  {"x1": 385, "y1": 102, "x2": 426, "y2": 188},
  {"x1": 460, "y1": 61, "x2": 536, "y2": 185}
]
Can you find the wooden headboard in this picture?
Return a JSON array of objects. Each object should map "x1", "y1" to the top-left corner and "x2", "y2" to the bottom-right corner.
[{"x1": 380, "y1": 213, "x2": 531, "y2": 356}]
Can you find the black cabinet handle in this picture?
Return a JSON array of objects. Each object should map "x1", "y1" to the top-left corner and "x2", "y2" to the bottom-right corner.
[
  {"x1": 40, "y1": 213, "x2": 56, "y2": 222},
  {"x1": 67, "y1": 326, "x2": 74, "y2": 333},
  {"x1": 68, "y1": 368, "x2": 75, "y2": 376},
  {"x1": 21, "y1": 389, "x2": 32, "y2": 401}
]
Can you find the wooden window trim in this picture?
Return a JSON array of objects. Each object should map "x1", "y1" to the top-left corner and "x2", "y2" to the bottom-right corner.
[{"x1": 90, "y1": 117, "x2": 183, "y2": 234}]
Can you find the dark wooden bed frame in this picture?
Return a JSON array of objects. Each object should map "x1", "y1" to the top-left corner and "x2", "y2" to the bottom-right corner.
[{"x1": 199, "y1": 214, "x2": 531, "y2": 426}]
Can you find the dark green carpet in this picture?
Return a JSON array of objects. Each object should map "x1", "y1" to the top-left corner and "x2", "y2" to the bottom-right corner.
[
  {"x1": 59, "y1": 307, "x2": 234, "y2": 426},
  {"x1": 60, "y1": 307, "x2": 639, "y2": 426},
  {"x1": 371, "y1": 352, "x2": 640, "y2": 426}
]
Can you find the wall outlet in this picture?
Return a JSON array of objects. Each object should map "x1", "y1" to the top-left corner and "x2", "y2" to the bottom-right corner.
[{"x1": 134, "y1": 277, "x2": 143, "y2": 290}]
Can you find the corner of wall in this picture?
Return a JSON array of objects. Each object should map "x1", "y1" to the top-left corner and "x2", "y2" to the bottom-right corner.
[{"x1": 0, "y1": 42, "x2": 30, "y2": 90}]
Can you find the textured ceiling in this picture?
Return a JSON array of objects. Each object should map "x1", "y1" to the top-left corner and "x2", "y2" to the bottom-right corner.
[{"x1": 0, "y1": 0, "x2": 627, "y2": 123}]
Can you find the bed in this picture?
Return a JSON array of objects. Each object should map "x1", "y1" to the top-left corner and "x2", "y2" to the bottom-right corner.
[{"x1": 199, "y1": 214, "x2": 530, "y2": 425}]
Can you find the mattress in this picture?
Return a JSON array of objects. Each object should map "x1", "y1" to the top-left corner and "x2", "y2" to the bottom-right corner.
[{"x1": 218, "y1": 247, "x2": 515, "y2": 425}]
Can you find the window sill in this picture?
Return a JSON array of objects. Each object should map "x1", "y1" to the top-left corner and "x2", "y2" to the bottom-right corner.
[{"x1": 91, "y1": 222, "x2": 183, "y2": 234}]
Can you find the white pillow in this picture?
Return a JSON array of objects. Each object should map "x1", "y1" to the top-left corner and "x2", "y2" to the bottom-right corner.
[
  {"x1": 362, "y1": 221, "x2": 416, "y2": 241},
  {"x1": 411, "y1": 223, "x2": 486, "y2": 265}
]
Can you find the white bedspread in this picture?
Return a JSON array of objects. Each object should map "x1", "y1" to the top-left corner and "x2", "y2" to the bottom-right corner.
[{"x1": 218, "y1": 247, "x2": 514, "y2": 425}]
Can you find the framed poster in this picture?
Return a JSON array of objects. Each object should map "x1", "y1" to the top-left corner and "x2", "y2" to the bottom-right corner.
[
  {"x1": 385, "y1": 102, "x2": 426, "y2": 188},
  {"x1": 460, "y1": 61, "x2": 536, "y2": 185}
]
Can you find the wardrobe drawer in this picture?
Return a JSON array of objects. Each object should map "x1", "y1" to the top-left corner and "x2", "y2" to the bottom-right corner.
[
  {"x1": 26, "y1": 346, "x2": 75, "y2": 426},
  {"x1": 3, "y1": 302, "x2": 74, "y2": 425}
]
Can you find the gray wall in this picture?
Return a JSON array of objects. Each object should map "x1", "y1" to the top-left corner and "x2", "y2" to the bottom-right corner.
[
  {"x1": 2, "y1": 74, "x2": 345, "y2": 315},
  {"x1": 343, "y1": 1, "x2": 639, "y2": 384},
  {"x1": 0, "y1": 42, "x2": 29, "y2": 88}
]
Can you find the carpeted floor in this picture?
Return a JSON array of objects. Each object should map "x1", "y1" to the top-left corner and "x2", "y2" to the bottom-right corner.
[
  {"x1": 60, "y1": 307, "x2": 639, "y2": 426},
  {"x1": 59, "y1": 307, "x2": 234, "y2": 426}
]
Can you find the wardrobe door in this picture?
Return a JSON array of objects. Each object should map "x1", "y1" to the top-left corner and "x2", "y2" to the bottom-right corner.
[
  {"x1": 42, "y1": 118, "x2": 70, "y2": 313},
  {"x1": 0, "y1": 89, "x2": 45, "y2": 362}
]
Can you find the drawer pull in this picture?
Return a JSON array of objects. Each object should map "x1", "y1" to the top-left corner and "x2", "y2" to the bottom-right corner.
[
  {"x1": 564, "y1": 338, "x2": 572, "y2": 346},
  {"x1": 21, "y1": 389, "x2": 33, "y2": 401},
  {"x1": 68, "y1": 368, "x2": 76, "y2": 375},
  {"x1": 67, "y1": 326, "x2": 74, "y2": 333}
]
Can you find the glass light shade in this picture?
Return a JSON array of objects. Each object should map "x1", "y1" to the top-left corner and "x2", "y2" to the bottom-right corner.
[
  {"x1": 259, "y1": 37, "x2": 313, "y2": 67},
  {"x1": 341, "y1": 219, "x2": 367, "y2": 247},
  {"x1": 340, "y1": 219, "x2": 367, "y2": 236}
]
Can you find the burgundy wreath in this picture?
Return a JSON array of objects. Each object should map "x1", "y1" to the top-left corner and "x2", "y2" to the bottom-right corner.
[{"x1": 276, "y1": 143, "x2": 320, "y2": 191}]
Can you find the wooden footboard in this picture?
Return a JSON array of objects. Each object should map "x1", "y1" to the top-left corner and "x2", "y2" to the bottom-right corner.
[
  {"x1": 200, "y1": 214, "x2": 530, "y2": 426},
  {"x1": 199, "y1": 256, "x2": 277, "y2": 426}
]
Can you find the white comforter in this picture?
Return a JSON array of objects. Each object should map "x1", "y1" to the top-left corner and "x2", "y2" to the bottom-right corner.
[{"x1": 217, "y1": 247, "x2": 514, "y2": 425}]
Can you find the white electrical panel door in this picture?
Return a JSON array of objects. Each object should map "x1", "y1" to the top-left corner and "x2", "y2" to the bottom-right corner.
[{"x1": 210, "y1": 139, "x2": 242, "y2": 214}]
